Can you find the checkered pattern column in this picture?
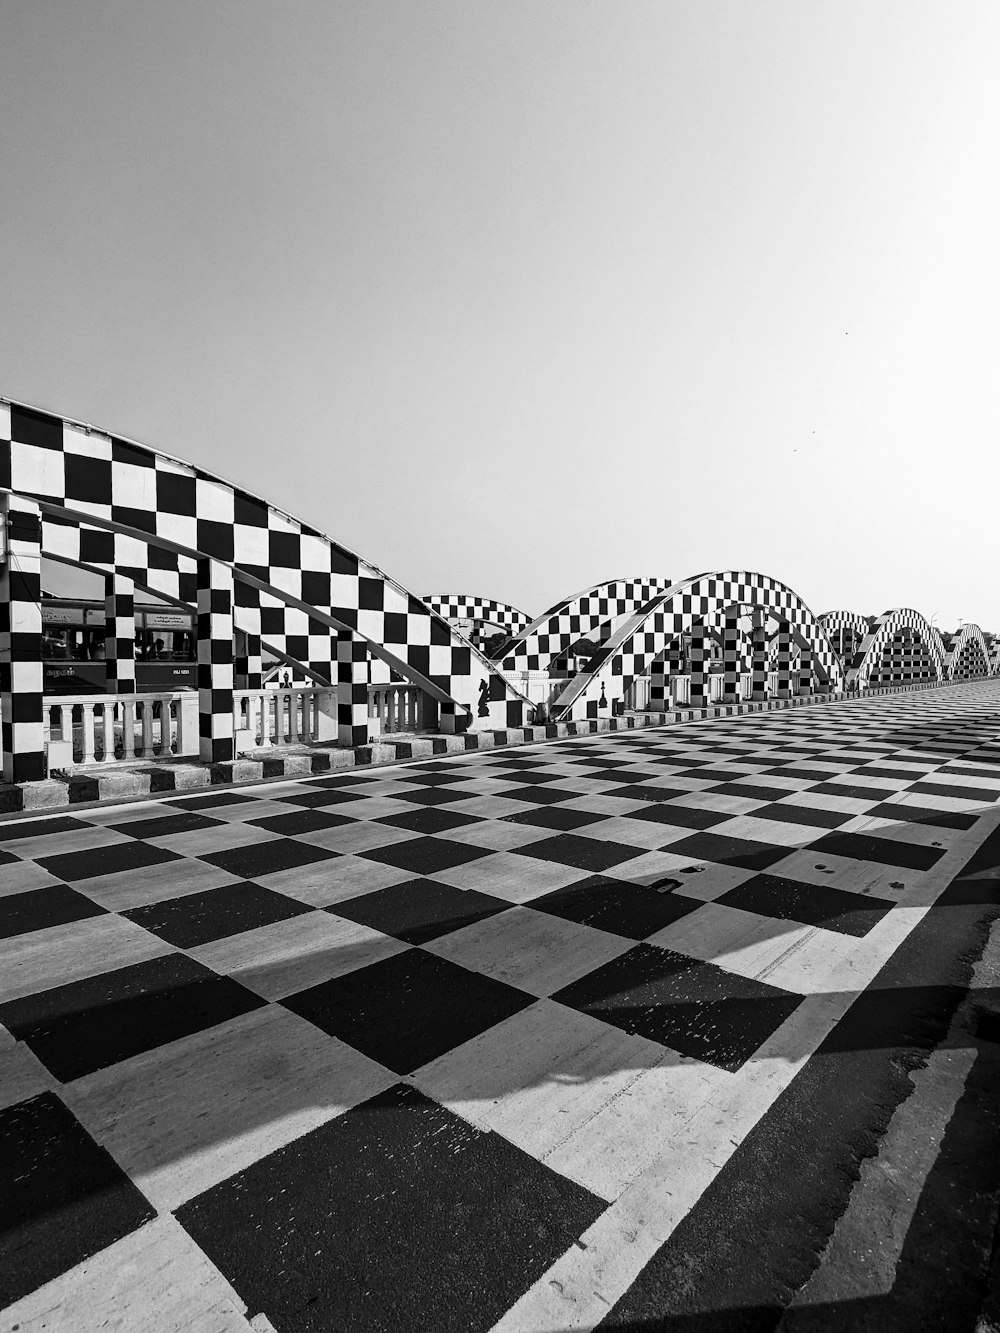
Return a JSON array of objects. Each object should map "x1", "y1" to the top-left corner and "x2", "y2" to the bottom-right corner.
[
  {"x1": 104, "y1": 573, "x2": 136, "y2": 695},
  {"x1": 751, "y1": 617, "x2": 768, "y2": 701},
  {"x1": 722, "y1": 612, "x2": 740, "y2": 703},
  {"x1": 0, "y1": 495, "x2": 46, "y2": 783},
  {"x1": 235, "y1": 630, "x2": 263, "y2": 691},
  {"x1": 689, "y1": 623, "x2": 708, "y2": 708},
  {"x1": 649, "y1": 657, "x2": 670, "y2": 710},
  {"x1": 337, "y1": 630, "x2": 369, "y2": 747},
  {"x1": 774, "y1": 622, "x2": 793, "y2": 698},
  {"x1": 798, "y1": 641, "x2": 813, "y2": 697},
  {"x1": 197, "y1": 557, "x2": 235, "y2": 763}
]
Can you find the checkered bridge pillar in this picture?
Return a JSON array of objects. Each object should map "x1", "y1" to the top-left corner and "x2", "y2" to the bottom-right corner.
[
  {"x1": 774, "y1": 621, "x2": 793, "y2": 699},
  {"x1": 337, "y1": 630, "x2": 369, "y2": 747},
  {"x1": 689, "y1": 623, "x2": 708, "y2": 708},
  {"x1": 751, "y1": 618, "x2": 768, "y2": 701},
  {"x1": 197, "y1": 557, "x2": 235, "y2": 763},
  {"x1": 649, "y1": 657, "x2": 669, "y2": 711},
  {"x1": 0, "y1": 494, "x2": 46, "y2": 783},
  {"x1": 104, "y1": 573, "x2": 136, "y2": 695},
  {"x1": 235, "y1": 630, "x2": 263, "y2": 691},
  {"x1": 722, "y1": 612, "x2": 740, "y2": 703},
  {"x1": 798, "y1": 641, "x2": 813, "y2": 697}
]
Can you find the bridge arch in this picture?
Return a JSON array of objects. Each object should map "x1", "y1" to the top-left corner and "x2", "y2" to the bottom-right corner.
[
  {"x1": 846, "y1": 608, "x2": 947, "y2": 691},
  {"x1": 423, "y1": 595, "x2": 531, "y2": 651},
  {"x1": 943, "y1": 623, "x2": 991, "y2": 680},
  {"x1": 817, "y1": 611, "x2": 871, "y2": 665},
  {"x1": 492, "y1": 576, "x2": 672, "y2": 672},
  {"x1": 548, "y1": 571, "x2": 842, "y2": 722}
]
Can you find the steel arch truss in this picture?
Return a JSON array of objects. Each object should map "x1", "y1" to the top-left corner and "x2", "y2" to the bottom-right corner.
[
  {"x1": 424, "y1": 595, "x2": 532, "y2": 651},
  {"x1": 846, "y1": 608, "x2": 947, "y2": 691},
  {"x1": 492, "y1": 577, "x2": 673, "y2": 672},
  {"x1": 944, "y1": 623, "x2": 991, "y2": 680},
  {"x1": 548, "y1": 571, "x2": 843, "y2": 722},
  {"x1": 1, "y1": 400, "x2": 530, "y2": 733},
  {"x1": 818, "y1": 611, "x2": 871, "y2": 664}
]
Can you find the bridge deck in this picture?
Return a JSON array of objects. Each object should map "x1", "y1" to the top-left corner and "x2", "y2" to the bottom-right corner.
[{"x1": 3, "y1": 682, "x2": 1000, "y2": 1330}]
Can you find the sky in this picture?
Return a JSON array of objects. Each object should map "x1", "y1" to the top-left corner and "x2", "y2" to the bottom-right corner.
[{"x1": 2, "y1": 2, "x2": 999, "y2": 632}]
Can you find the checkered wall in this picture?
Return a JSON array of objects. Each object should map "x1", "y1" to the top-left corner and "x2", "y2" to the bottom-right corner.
[
  {"x1": 1, "y1": 399, "x2": 529, "y2": 732},
  {"x1": 494, "y1": 578, "x2": 673, "y2": 672},
  {"x1": 104, "y1": 573, "x2": 136, "y2": 695},
  {"x1": 550, "y1": 572, "x2": 844, "y2": 722},
  {"x1": 846, "y1": 609, "x2": 947, "y2": 691},
  {"x1": 944, "y1": 623, "x2": 990, "y2": 681},
  {"x1": 423, "y1": 595, "x2": 531, "y2": 652}
]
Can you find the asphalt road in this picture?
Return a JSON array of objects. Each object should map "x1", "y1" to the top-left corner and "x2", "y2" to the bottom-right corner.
[{"x1": 3, "y1": 681, "x2": 1000, "y2": 1332}]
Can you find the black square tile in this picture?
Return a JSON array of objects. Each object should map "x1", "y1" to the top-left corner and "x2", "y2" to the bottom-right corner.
[
  {"x1": 394, "y1": 786, "x2": 480, "y2": 807},
  {"x1": 0, "y1": 954, "x2": 265, "y2": 1081},
  {"x1": 330, "y1": 878, "x2": 510, "y2": 944},
  {"x1": 247, "y1": 808, "x2": 358, "y2": 836},
  {"x1": 282, "y1": 950, "x2": 534, "y2": 1073},
  {"x1": 396, "y1": 772, "x2": 474, "y2": 787},
  {"x1": 176, "y1": 1082, "x2": 604, "y2": 1333},
  {"x1": 626, "y1": 803, "x2": 732, "y2": 831},
  {"x1": 36, "y1": 840, "x2": 183, "y2": 882},
  {"x1": 493, "y1": 771, "x2": 565, "y2": 786},
  {"x1": 749, "y1": 802, "x2": 855, "y2": 830},
  {"x1": 601, "y1": 785, "x2": 703, "y2": 804},
  {"x1": 494, "y1": 785, "x2": 582, "y2": 806},
  {"x1": 808, "y1": 831, "x2": 946, "y2": 872},
  {"x1": 375, "y1": 807, "x2": 484, "y2": 836},
  {"x1": 553, "y1": 944, "x2": 802, "y2": 1071},
  {"x1": 809, "y1": 781, "x2": 896, "y2": 802},
  {"x1": 108, "y1": 812, "x2": 223, "y2": 840},
  {"x1": 908, "y1": 780, "x2": 1000, "y2": 804},
  {"x1": 531, "y1": 875, "x2": 700, "y2": 940},
  {"x1": 684, "y1": 767, "x2": 753, "y2": 783},
  {"x1": 0, "y1": 1092, "x2": 155, "y2": 1307},
  {"x1": 658, "y1": 831, "x2": 790, "y2": 872},
  {"x1": 0, "y1": 816, "x2": 90, "y2": 842},
  {"x1": 359, "y1": 837, "x2": 493, "y2": 877},
  {"x1": 501, "y1": 806, "x2": 607, "y2": 832},
  {"x1": 588, "y1": 769, "x2": 671, "y2": 785},
  {"x1": 757, "y1": 766, "x2": 831, "y2": 783},
  {"x1": 166, "y1": 791, "x2": 261, "y2": 809},
  {"x1": 719, "y1": 873, "x2": 895, "y2": 937},
  {"x1": 864, "y1": 803, "x2": 978, "y2": 830},
  {"x1": 274, "y1": 788, "x2": 371, "y2": 809},
  {"x1": 854, "y1": 766, "x2": 930, "y2": 781},
  {"x1": 515, "y1": 834, "x2": 644, "y2": 873},
  {"x1": 0, "y1": 884, "x2": 106, "y2": 939},
  {"x1": 200, "y1": 837, "x2": 339, "y2": 880},
  {"x1": 704, "y1": 782, "x2": 794, "y2": 802},
  {"x1": 124, "y1": 881, "x2": 312, "y2": 948}
]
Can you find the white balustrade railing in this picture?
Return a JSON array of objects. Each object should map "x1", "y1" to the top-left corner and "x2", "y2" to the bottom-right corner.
[
  {"x1": 234, "y1": 687, "x2": 338, "y2": 750},
  {"x1": 368, "y1": 684, "x2": 430, "y2": 735},
  {"x1": 44, "y1": 692, "x2": 198, "y2": 767}
]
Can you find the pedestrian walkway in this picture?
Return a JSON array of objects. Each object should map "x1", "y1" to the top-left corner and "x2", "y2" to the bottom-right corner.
[{"x1": 3, "y1": 682, "x2": 1000, "y2": 1331}]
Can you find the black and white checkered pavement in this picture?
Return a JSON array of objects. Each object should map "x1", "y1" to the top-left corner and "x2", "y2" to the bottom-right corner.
[{"x1": 4, "y1": 682, "x2": 1000, "y2": 1331}]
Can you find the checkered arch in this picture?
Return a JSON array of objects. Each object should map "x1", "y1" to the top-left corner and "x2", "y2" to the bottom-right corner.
[
  {"x1": 817, "y1": 611, "x2": 870, "y2": 663},
  {"x1": 1, "y1": 399, "x2": 529, "y2": 731},
  {"x1": 423, "y1": 595, "x2": 531, "y2": 651},
  {"x1": 549, "y1": 571, "x2": 843, "y2": 722},
  {"x1": 846, "y1": 608, "x2": 947, "y2": 691},
  {"x1": 493, "y1": 577, "x2": 673, "y2": 672},
  {"x1": 943, "y1": 623, "x2": 991, "y2": 681}
]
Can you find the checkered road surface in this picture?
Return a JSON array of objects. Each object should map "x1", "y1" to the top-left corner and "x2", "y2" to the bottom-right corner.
[{"x1": 4, "y1": 682, "x2": 1000, "y2": 1331}]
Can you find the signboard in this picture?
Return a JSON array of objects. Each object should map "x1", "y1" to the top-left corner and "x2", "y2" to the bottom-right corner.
[
  {"x1": 41, "y1": 607, "x2": 85, "y2": 625},
  {"x1": 144, "y1": 612, "x2": 192, "y2": 629}
]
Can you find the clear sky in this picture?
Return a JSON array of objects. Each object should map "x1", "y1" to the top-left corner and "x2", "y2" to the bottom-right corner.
[{"x1": 2, "y1": 2, "x2": 998, "y2": 631}]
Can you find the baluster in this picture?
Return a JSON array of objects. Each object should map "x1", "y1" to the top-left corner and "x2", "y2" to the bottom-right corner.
[
  {"x1": 80, "y1": 703, "x2": 96, "y2": 764},
  {"x1": 121, "y1": 699, "x2": 136, "y2": 759},
  {"x1": 274, "y1": 692, "x2": 285, "y2": 746},
  {"x1": 141, "y1": 698, "x2": 155, "y2": 757},
  {"x1": 59, "y1": 703, "x2": 73, "y2": 750},
  {"x1": 158, "y1": 697, "x2": 170, "y2": 753},
  {"x1": 288, "y1": 690, "x2": 300, "y2": 743}
]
